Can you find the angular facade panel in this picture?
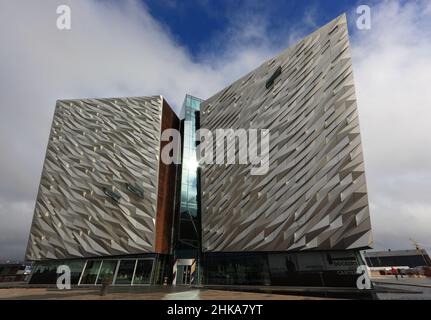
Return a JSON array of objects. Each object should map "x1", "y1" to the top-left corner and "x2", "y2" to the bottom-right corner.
[
  {"x1": 200, "y1": 14, "x2": 372, "y2": 252},
  {"x1": 26, "y1": 96, "x2": 179, "y2": 260}
]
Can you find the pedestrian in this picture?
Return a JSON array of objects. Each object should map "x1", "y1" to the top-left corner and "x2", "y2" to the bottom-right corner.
[
  {"x1": 391, "y1": 266, "x2": 398, "y2": 280},
  {"x1": 100, "y1": 276, "x2": 112, "y2": 296}
]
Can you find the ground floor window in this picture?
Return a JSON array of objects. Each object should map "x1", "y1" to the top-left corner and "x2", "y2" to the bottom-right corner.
[
  {"x1": 96, "y1": 260, "x2": 117, "y2": 284},
  {"x1": 114, "y1": 259, "x2": 135, "y2": 285},
  {"x1": 78, "y1": 258, "x2": 154, "y2": 286},
  {"x1": 29, "y1": 255, "x2": 159, "y2": 286},
  {"x1": 29, "y1": 260, "x2": 85, "y2": 285},
  {"x1": 80, "y1": 260, "x2": 102, "y2": 285},
  {"x1": 204, "y1": 253, "x2": 270, "y2": 285},
  {"x1": 133, "y1": 259, "x2": 154, "y2": 285}
]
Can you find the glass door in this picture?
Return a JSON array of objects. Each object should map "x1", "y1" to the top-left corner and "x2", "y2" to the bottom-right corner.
[{"x1": 177, "y1": 265, "x2": 192, "y2": 285}]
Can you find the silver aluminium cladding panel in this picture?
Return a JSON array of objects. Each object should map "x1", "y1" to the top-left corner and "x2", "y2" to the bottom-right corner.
[
  {"x1": 26, "y1": 96, "x2": 163, "y2": 260},
  {"x1": 200, "y1": 15, "x2": 372, "y2": 252}
]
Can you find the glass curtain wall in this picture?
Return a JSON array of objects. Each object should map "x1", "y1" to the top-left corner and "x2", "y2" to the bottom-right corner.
[
  {"x1": 203, "y1": 251, "x2": 363, "y2": 287},
  {"x1": 177, "y1": 95, "x2": 202, "y2": 250}
]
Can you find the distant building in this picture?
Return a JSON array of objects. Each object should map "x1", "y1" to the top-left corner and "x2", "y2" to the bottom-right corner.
[
  {"x1": 364, "y1": 249, "x2": 431, "y2": 268},
  {"x1": 0, "y1": 263, "x2": 31, "y2": 283}
]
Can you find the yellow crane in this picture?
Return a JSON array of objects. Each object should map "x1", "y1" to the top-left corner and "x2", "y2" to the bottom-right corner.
[{"x1": 409, "y1": 238, "x2": 422, "y2": 251}]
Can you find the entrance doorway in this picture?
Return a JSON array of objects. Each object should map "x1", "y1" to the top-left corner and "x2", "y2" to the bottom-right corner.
[
  {"x1": 173, "y1": 258, "x2": 195, "y2": 285},
  {"x1": 176, "y1": 265, "x2": 192, "y2": 285}
]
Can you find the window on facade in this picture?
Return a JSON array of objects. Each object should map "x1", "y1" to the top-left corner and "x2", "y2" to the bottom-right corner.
[
  {"x1": 114, "y1": 259, "x2": 136, "y2": 285},
  {"x1": 133, "y1": 259, "x2": 154, "y2": 285},
  {"x1": 95, "y1": 260, "x2": 117, "y2": 284},
  {"x1": 80, "y1": 260, "x2": 102, "y2": 284},
  {"x1": 265, "y1": 66, "x2": 282, "y2": 88}
]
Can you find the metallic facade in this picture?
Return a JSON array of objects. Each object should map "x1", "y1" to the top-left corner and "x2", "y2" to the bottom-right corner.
[
  {"x1": 200, "y1": 14, "x2": 372, "y2": 252},
  {"x1": 26, "y1": 96, "x2": 176, "y2": 260}
]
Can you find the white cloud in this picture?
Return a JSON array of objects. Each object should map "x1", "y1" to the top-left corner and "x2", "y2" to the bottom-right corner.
[{"x1": 351, "y1": 0, "x2": 431, "y2": 252}]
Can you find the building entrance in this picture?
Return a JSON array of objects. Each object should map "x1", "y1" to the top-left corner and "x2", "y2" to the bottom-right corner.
[
  {"x1": 173, "y1": 258, "x2": 195, "y2": 285},
  {"x1": 176, "y1": 265, "x2": 192, "y2": 285}
]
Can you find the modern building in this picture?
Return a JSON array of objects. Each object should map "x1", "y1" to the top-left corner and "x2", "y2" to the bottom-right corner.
[
  {"x1": 200, "y1": 13, "x2": 371, "y2": 287},
  {"x1": 26, "y1": 14, "x2": 372, "y2": 288},
  {"x1": 0, "y1": 263, "x2": 31, "y2": 283},
  {"x1": 27, "y1": 96, "x2": 179, "y2": 285}
]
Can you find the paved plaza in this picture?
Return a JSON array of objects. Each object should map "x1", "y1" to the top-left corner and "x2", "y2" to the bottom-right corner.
[{"x1": 0, "y1": 286, "x2": 329, "y2": 300}]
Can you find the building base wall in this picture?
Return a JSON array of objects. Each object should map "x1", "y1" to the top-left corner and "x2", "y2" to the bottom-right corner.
[
  {"x1": 202, "y1": 250, "x2": 365, "y2": 288},
  {"x1": 28, "y1": 250, "x2": 367, "y2": 288}
]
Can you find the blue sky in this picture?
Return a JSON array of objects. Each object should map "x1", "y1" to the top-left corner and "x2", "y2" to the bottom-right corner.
[
  {"x1": 143, "y1": 0, "x2": 358, "y2": 59},
  {"x1": 0, "y1": 0, "x2": 431, "y2": 260}
]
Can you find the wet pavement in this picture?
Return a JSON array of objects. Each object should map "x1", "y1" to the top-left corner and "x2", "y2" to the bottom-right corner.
[
  {"x1": 1, "y1": 278, "x2": 430, "y2": 300},
  {"x1": 0, "y1": 286, "x2": 330, "y2": 300},
  {"x1": 372, "y1": 277, "x2": 431, "y2": 300}
]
